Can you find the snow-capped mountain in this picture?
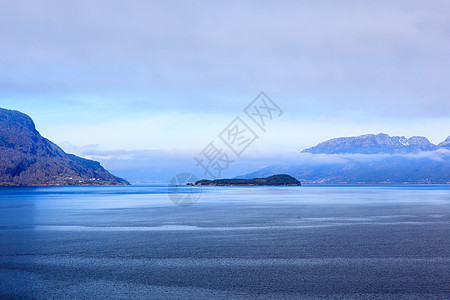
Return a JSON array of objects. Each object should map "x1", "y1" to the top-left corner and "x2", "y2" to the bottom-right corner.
[{"x1": 301, "y1": 133, "x2": 443, "y2": 154}]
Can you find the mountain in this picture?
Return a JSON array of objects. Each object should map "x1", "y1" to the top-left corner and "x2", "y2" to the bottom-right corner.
[
  {"x1": 438, "y1": 136, "x2": 450, "y2": 149},
  {"x1": 239, "y1": 134, "x2": 450, "y2": 184},
  {"x1": 0, "y1": 108, "x2": 129, "y2": 186},
  {"x1": 302, "y1": 133, "x2": 438, "y2": 154},
  {"x1": 194, "y1": 174, "x2": 301, "y2": 186},
  {"x1": 240, "y1": 156, "x2": 449, "y2": 184}
]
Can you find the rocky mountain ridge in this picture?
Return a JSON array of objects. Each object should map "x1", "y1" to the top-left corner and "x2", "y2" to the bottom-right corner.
[
  {"x1": 0, "y1": 108, "x2": 129, "y2": 186},
  {"x1": 302, "y1": 133, "x2": 448, "y2": 154}
]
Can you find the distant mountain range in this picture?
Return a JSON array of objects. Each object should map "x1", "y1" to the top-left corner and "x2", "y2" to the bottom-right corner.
[
  {"x1": 0, "y1": 108, "x2": 129, "y2": 186},
  {"x1": 240, "y1": 133, "x2": 450, "y2": 184},
  {"x1": 302, "y1": 133, "x2": 450, "y2": 154}
]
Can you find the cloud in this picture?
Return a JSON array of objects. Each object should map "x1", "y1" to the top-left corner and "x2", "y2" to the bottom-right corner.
[
  {"x1": 1, "y1": 0, "x2": 449, "y2": 118},
  {"x1": 59, "y1": 140, "x2": 450, "y2": 183},
  {"x1": 292, "y1": 149, "x2": 450, "y2": 165}
]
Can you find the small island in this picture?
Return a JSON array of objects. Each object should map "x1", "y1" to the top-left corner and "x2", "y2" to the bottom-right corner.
[{"x1": 191, "y1": 174, "x2": 301, "y2": 186}]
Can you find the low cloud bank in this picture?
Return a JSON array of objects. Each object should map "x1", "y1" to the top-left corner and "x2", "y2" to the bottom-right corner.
[{"x1": 59, "y1": 142, "x2": 450, "y2": 183}]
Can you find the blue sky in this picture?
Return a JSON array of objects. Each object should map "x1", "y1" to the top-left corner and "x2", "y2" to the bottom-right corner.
[{"x1": 1, "y1": 0, "x2": 449, "y2": 182}]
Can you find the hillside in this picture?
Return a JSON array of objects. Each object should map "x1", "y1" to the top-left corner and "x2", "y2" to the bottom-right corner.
[{"x1": 0, "y1": 108, "x2": 129, "y2": 186}]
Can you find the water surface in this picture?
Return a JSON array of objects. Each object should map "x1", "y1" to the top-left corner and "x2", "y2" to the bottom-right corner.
[{"x1": 0, "y1": 185, "x2": 448, "y2": 299}]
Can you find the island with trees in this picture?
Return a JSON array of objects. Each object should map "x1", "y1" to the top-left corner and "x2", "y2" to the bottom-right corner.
[{"x1": 192, "y1": 174, "x2": 301, "y2": 186}]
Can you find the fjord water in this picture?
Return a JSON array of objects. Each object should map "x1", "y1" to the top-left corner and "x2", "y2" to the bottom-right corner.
[{"x1": 0, "y1": 185, "x2": 448, "y2": 299}]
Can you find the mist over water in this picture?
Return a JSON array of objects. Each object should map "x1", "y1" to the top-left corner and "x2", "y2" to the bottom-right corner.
[{"x1": 0, "y1": 185, "x2": 449, "y2": 299}]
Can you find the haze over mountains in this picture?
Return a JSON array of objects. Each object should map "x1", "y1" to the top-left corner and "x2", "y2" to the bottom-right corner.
[
  {"x1": 0, "y1": 108, "x2": 129, "y2": 186},
  {"x1": 241, "y1": 133, "x2": 450, "y2": 184}
]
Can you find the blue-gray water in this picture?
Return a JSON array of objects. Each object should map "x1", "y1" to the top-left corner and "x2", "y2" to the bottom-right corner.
[{"x1": 0, "y1": 185, "x2": 448, "y2": 299}]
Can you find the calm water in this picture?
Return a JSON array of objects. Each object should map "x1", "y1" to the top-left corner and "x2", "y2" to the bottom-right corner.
[{"x1": 0, "y1": 185, "x2": 448, "y2": 299}]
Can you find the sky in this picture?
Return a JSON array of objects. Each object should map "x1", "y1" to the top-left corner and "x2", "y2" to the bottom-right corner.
[{"x1": 0, "y1": 0, "x2": 449, "y2": 182}]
